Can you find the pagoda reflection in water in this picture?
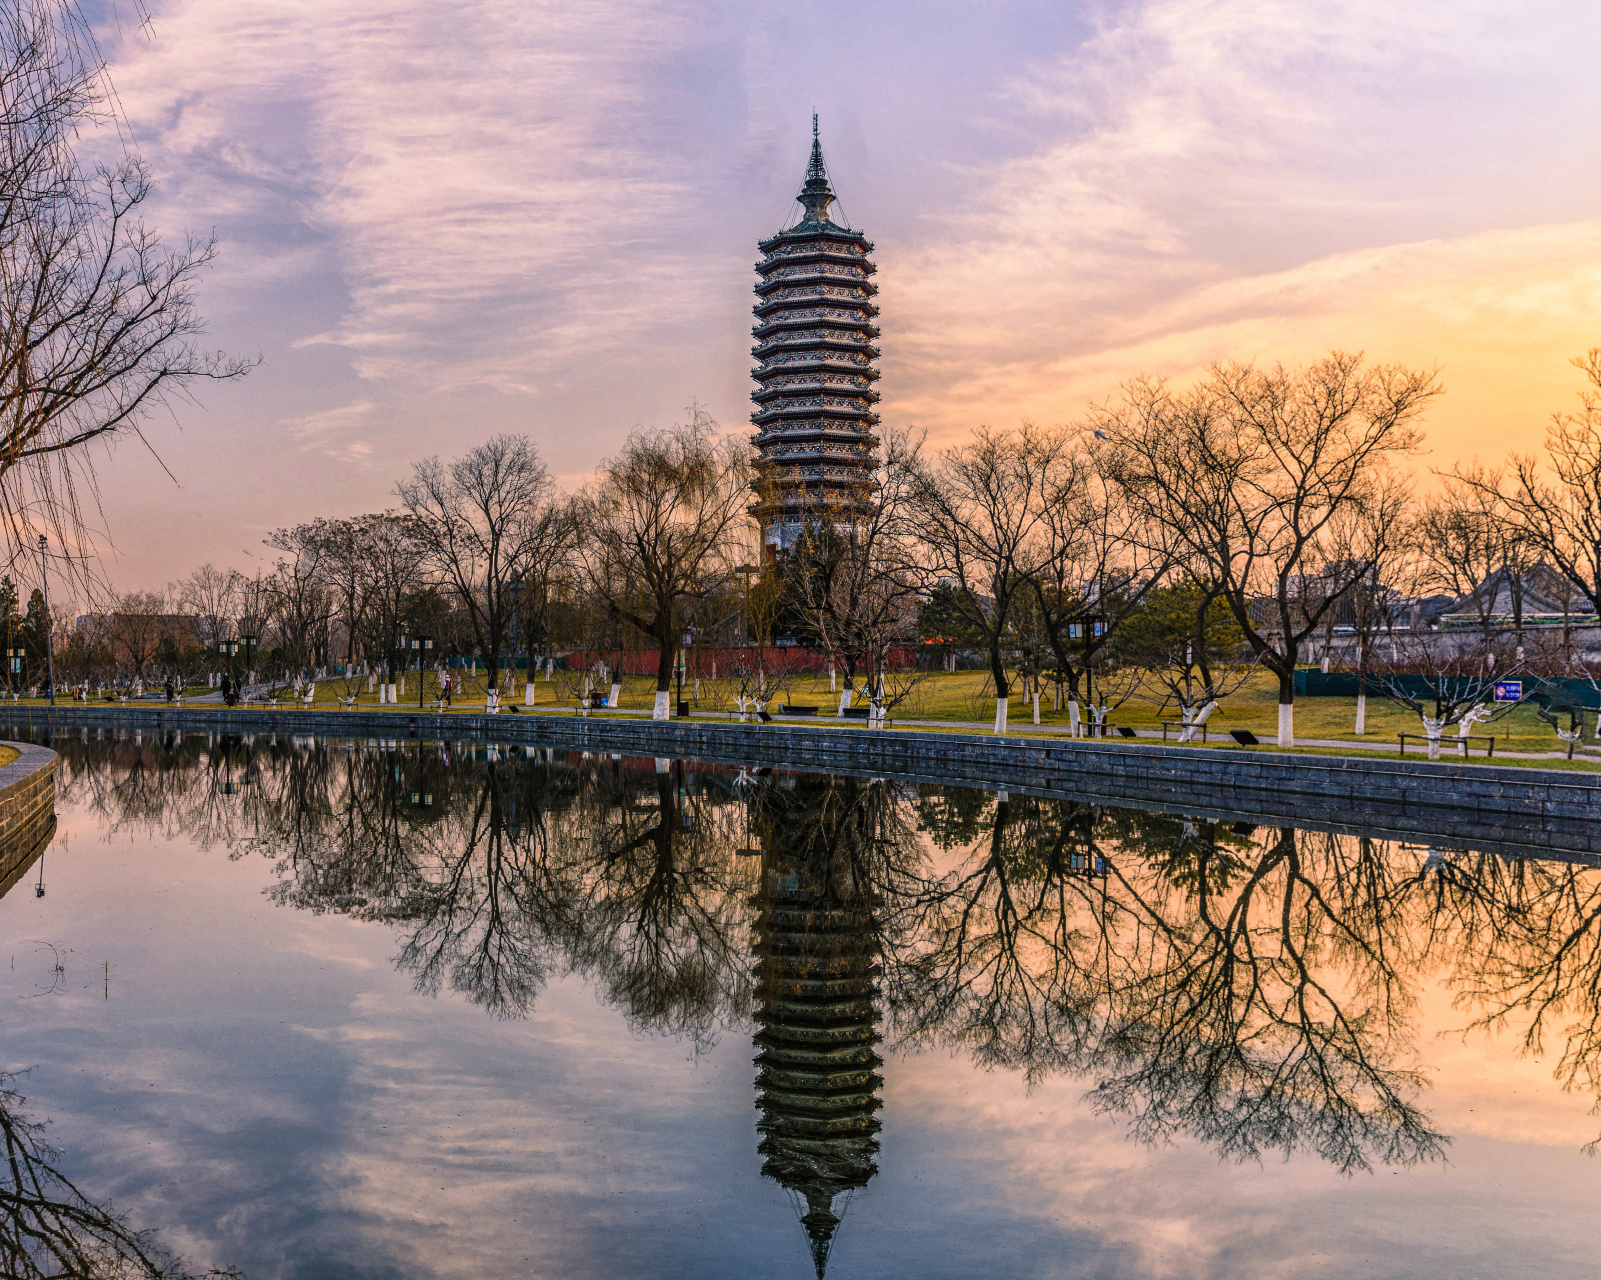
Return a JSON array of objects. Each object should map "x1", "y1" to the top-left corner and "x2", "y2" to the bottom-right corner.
[{"x1": 750, "y1": 775, "x2": 885, "y2": 1278}]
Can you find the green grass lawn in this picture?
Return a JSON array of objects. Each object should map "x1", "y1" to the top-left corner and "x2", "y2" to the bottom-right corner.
[{"x1": 17, "y1": 665, "x2": 1595, "y2": 765}]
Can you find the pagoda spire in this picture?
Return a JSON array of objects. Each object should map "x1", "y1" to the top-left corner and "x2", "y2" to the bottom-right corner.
[{"x1": 796, "y1": 113, "x2": 836, "y2": 226}]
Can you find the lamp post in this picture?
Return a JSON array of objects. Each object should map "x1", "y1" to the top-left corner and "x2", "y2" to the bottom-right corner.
[
  {"x1": 218, "y1": 638, "x2": 239, "y2": 697},
  {"x1": 412, "y1": 634, "x2": 433, "y2": 707},
  {"x1": 505, "y1": 579, "x2": 521, "y2": 683},
  {"x1": 677, "y1": 626, "x2": 694, "y2": 718},
  {"x1": 36, "y1": 535, "x2": 54, "y2": 706},
  {"x1": 238, "y1": 629, "x2": 259, "y2": 690},
  {"x1": 1069, "y1": 613, "x2": 1109, "y2": 736}
]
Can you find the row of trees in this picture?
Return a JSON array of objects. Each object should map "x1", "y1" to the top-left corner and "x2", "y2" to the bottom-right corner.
[{"x1": 32, "y1": 347, "x2": 1601, "y2": 748}]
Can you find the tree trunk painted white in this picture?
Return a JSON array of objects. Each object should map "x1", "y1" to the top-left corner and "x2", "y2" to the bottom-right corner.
[
  {"x1": 838, "y1": 690, "x2": 852, "y2": 716},
  {"x1": 1421, "y1": 715, "x2": 1446, "y2": 760},
  {"x1": 399, "y1": 676, "x2": 405, "y2": 697},
  {"x1": 653, "y1": 690, "x2": 671, "y2": 721},
  {"x1": 829, "y1": 664, "x2": 836, "y2": 693},
  {"x1": 1354, "y1": 694, "x2": 1366, "y2": 735},
  {"x1": 1068, "y1": 700, "x2": 1081, "y2": 737},
  {"x1": 1277, "y1": 701, "x2": 1293, "y2": 747},
  {"x1": 1180, "y1": 700, "x2": 1218, "y2": 743},
  {"x1": 693, "y1": 678, "x2": 701, "y2": 699},
  {"x1": 993, "y1": 698, "x2": 1008, "y2": 735},
  {"x1": 609, "y1": 682, "x2": 622, "y2": 708},
  {"x1": 1033, "y1": 692, "x2": 1040, "y2": 724},
  {"x1": 655, "y1": 757, "x2": 671, "y2": 773},
  {"x1": 545, "y1": 660, "x2": 552, "y2": 681},
  {"x1": 996, "y1": 790, "x2": 1008, "y2": 803},
  {"x1": 1321, "y1": 655, "x2": 1329, "y2": 673},
  {"x1": 525, "y1": 681, "x2": 535, "y2": 706}
]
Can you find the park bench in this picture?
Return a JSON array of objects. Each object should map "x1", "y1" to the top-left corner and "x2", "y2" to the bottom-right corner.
[
  {"x1": 1161, "y1": 720, "x2": 1209, "y2": 743},
  {"x1": 1398, "y1": 732, "x2": 1494, "y2": 758},
  {"x1": 780, "y1": 704, "x2": 819, "y2": 715}
]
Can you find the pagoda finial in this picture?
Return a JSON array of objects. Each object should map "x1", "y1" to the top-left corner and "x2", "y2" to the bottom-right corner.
[{"x1": 797, "y1": 114, "x2": 835, "y2": 225}]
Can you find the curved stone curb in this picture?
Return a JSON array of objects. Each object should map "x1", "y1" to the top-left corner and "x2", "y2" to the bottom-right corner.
[{"x1": 0, "y1": 741, "x2": 56, "y2": 900}]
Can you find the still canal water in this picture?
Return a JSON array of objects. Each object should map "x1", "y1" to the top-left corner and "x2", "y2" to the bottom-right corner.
[{"x1": 0, "y1": 729, "x2": 1598, "y2": 1278}]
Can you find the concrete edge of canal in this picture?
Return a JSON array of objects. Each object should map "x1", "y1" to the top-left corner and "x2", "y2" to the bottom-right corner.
[
  {"x1": 5, "y1": 705, "x2": 1599, "y2": 861},
  {"x1": 0, "y1": 740, "x2": 57, "y2": 897}
]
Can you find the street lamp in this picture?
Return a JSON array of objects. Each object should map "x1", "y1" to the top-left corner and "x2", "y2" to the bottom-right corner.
[
  {"x1": 36, "y1": 534, "x2": 54, "y2": 706},
  {"x1": 238, "y1": 629, "x2": 259, "y2": 688},
  {"x1": 1067, "y1": 613, "x2": 1108, "y2": 736},
  {"x1": 677, "y1": 625, "x2": 694, "y2": 718},
  {"x1": 411, "y1": 634, "x2": 433, "y2": 707}
]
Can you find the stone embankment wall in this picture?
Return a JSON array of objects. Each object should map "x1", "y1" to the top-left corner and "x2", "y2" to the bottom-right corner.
[
  {"x1": 4, "y1": 706, "x2": 1598, "y2": 860},
  {"x1": 0, "y1": 742, "x2": 56, "y2": 898}
]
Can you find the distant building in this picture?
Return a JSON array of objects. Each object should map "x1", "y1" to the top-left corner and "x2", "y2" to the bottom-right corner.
[{"x1": 750, "y1": 117, "x2": 881, "y2": 554}]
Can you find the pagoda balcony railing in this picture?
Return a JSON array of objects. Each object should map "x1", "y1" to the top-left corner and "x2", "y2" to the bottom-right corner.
[
  {"x1": 759, "y1": 228, "x2": 874, "y2": 253},
  {"x1": 755, "y1": 273, "x2": 878, "y2": 298},
  {"x1": 757, "y1": 262, "x2": 873, "y2": 285},
  {"x1": 759, "y1": 446, "x2": 876, "y2": 463},
  {"x1": 754, "y1": 289, "x2": 877, "y2": 315},
  {"x1": 750, "y1": 427, "x2": 882, "y2": 448},
  {"x1": 752, "y1": 315, "x2": 881, "y2": 337},
  {"x1": 759, "y1": 241, "x2": 874, "y2": 265},
  {"x1": 751, "y1": 420, "x2": 881, "y2": 437},
  {"x1": 752, "y1": 404, "x2": 877, "y2": 425},
  {"x1": 751, "y1": 377, "x2": 879, "y2": 398},
  {"x1": 752, "y1": 355, "x2": 880, "y2": 376},
  {"x1": 752, "y1": 369, "x2": 875, "y2": 388}
]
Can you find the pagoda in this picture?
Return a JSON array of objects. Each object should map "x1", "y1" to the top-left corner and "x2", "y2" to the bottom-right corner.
[
  {"x1": 750, "y1": 117, "x2": 881, "y2": 554},
  {"x1": 750, "y1": 776, "x2": 884, "y2": 1278}
]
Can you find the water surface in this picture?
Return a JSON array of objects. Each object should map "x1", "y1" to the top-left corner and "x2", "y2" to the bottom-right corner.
[{"x1": 0, "y1": 729, "x2": 1598, "y2": 1278}]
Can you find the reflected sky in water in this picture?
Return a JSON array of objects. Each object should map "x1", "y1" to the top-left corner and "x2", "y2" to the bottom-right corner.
[{"x1": 0, "y1": 729, "x2": 1597, "y2": 1278}]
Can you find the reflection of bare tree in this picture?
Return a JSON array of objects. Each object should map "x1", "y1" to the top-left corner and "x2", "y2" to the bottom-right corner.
[
  {"x1": 895, "y1": 798, "x2": 1446, "y2": 1173},
  {"x1": 564, "y1": 760, "x2": 756, "y2": 1046},
  {"x1": 36, "y1": 729, "x2": 1601, "y2": 1176},
  {"x1": 1420, "y1": 851, "x2": 1601, "y2": 1150},
  {"x1": 0, "y1": 1075, "x2": 240, "y2": 1278}
]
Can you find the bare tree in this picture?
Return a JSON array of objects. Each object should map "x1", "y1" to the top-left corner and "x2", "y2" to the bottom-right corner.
[
  {"x1": 0, "y1": 1, "x2": 249, "y2": 587},
  {"x1": 398, "y1": 435, "x2": 569, "y2": 692},
  {"x1": 108, "y1": 589, "x2": 166, "y2": 683},
  {"x1": 176, "y1": 562, "x2": 238, "y2": 651},
  {"x1": 906, "y1": 423, "x2": 1069, "y2": 734},
  {"x1": 577, "y1": 412, "x2": 750, "y2": 719},
  {"x1": 347, "y1": 512, "x2": 426, "y2": 694},
  {"x1": 1030, "y1": 434, "x2": 1171, "y2": 735},
  {"x1": 786, "y1": 426, "x2": 924, "y2": 723},
  {"x1": 265, "y1": 524, "x2": 332, "y2": 674},
  {"x1": 1455, "y1": 350, "x2": 1601, "y2": 622},
  {"x1": 1100, "y1": 353, "x2": 1435, "y2": 745}
]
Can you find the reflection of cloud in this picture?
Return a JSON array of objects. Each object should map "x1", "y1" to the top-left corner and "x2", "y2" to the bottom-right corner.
[{"x1": 883, "y1": 1000, "x2": 1601, "y2": 1280}]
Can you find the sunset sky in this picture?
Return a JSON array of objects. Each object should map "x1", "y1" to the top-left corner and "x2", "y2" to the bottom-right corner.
[{"x1": 79, "y1": 0, "x2": 1601, "y2": 591}]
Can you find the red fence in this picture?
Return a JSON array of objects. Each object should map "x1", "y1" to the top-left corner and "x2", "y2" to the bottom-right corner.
[{"x1": 561, "y1": 646, "x2": 919, "y2": 676}]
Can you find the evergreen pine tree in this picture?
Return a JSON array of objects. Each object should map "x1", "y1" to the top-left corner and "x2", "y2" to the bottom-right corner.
[{"x1": 22, "y1": 588, "x2": 49, "y2": 688}]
